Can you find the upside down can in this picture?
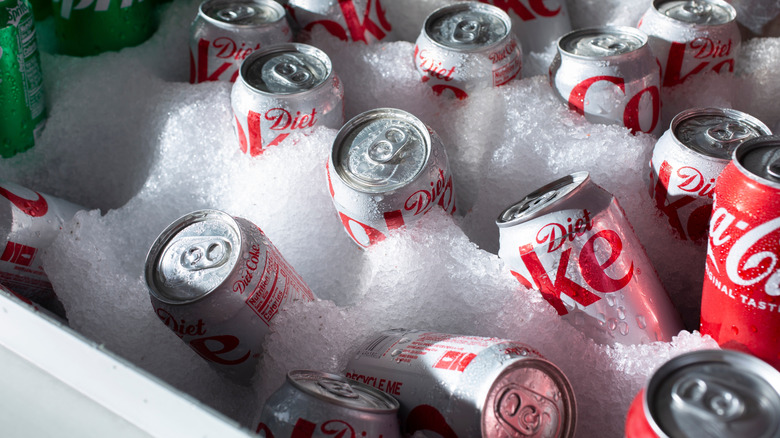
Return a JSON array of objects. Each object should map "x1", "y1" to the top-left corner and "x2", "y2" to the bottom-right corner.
[
  {"x1": 478, "y1": 0, "x2": 571, "y2": 55},
  {"x1": 496, "y1": 172, "x2": 683, "y2": 345},
  {"x1": 144, "y1": 209, "x2": 316, "y2": 383},
  {"x1": 256, "y1": 370, "x2": 401, "y2": 438},
  {"x1": 344, "y1": 329, "x2": 576, "y2": 438},
  {"x1": 700, "y1": 136, "x2": 780, "y2": 369},
  {"x1": 190, "y1": 0, "x2": 292, "y2": 84},
  {"x1": 649, "y1": 108, "x2": 771, "y2": 242},
  {"x1": 286, "y1": 0, "x2": 395, "y2": 44},
  {"x1": 231, "y1": 43, "x2": 344, "y2": 156},
  {"x1": 326, "y1": 108, "x2": 456, "y2": 249}
]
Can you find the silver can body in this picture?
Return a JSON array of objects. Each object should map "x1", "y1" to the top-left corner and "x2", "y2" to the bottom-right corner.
[
  {"x1": 649, "y1": 108, "x2": 771, "y2": 242},
  {"x1": 478, "y1": 0, "x2": 571, "y2": 54},
  {"x1": 327, "y1": 108, "x2": 457, "y2": 249},
  {"x1": 344, "y1": 329, "x2": 577, "y2": 438},
  {"x1": 638, "y1": 0, "x2": 740, "y2": 89},
  {"x1": 190, "y1": 0, "x2": 293, "y2": 84},
  {"x1": 286, "y1": 0, "x2": 396, "y2": 43},
  {"x1": 496, "y1": 172, "x2": 683, "y2": 345},
  {"x1": 413, "y1": 2, "x2": 522, "y2": 100},
  {"x1": 144, "y1": 210, "x2": 316, "y2": 384},
  {"x1": 549, "y1": 26, "x2": 663, "y2": 136},
  {"x1": 231, "y1": 43, "x2": 345, "y2": 156},
  {"x1": 256, "y1": 370, "x2": 401, "y2": 438}
]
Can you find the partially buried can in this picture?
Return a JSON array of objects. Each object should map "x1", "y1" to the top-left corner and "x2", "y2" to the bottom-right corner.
[
  {"x1": 700, "y1": 135, "x2": 780, "y2": 369},
  {"x1": 478, "y1": 0, "x2": 571, "y2": 55},
  {"x1": 326, "y1": 108, "x2": 457, "y2": 249},
  {"x1": 496, "y1": 172, "x2": 683, "y2": 345},
  {"x1": 413, "y1": 2, "x2": 522, "y2": 100},
  {"x1": 144, "y1": 210, "x2": 316, "y2": 383},
  {"x1": 344, "y1": 328, "x2": 577, "y2": 438},
  {"x1": 256, "y1": 370, "x2": 401, "y2": 438},
  {"x1": 549, "y1": 26, "x2": 662, "y2": 136},
  {"x1": 625, "y1": 349, "x2": 780, "y2": 437},
  {"x1": 286, "y1": 0, "x2": 395, "y2": 44},
  {"x1": 231, "y1": 43, "x2": 344, "y2": 157},
  {"x1": 190, "y1": 0, "x2": 292, "y2": 84},
  {"x1": 649, "y1": 108, "x2": 771, "y2": 243},
  {"x1": 0, "y1": 0, "x2": 46, "y2": 158},
  {"x1": 638, "y1": 0, "x2": 740, "y2": 89}
]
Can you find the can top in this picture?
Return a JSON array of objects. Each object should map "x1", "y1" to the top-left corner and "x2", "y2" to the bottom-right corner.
[
  {"x1": 287, "y1": 370, "x2": 400, "y2": 413},
  {"x1": 496, "y1": 172, "x2": 589, "y2": 227},
  {"x1": 733, "y1": 135, "x2": 780, "y2": 187},
  {"x1": 145, "y1": 210, "x2": 241, "y2": 304},
  {"x1": 332, "y1": 108, "x2": 431, "y2": 194},
  {"x1": 671, "y1": 108, "x2": 772, "y2": 160},
  {"x1": 423, "y1": 2, "x2": 510, "y2": 51},
  {"x1": 239, "y1": 43, "x2": 332, "y2": 95},
  {"x1": 654, "y1": 0, "x2": 735, "y2": 25},
  {"x1": 644, "y1": 350, "x2": 780, "y2": 438},
  {"x1": 199, "y1": 0, "x2": 286, "y2": 27},
  {"x1": 558, "y1": 27, "x2": 646, "y2": 58}
]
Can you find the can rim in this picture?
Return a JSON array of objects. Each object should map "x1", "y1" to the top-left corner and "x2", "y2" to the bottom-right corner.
[
  {"x1": 496, "y1": 171, "x2": 590, "y2": 227},
  {"x1": 238, "y1": 43, "x2": 334, "y2": 96},
  {"x1": 556, "y1": 26, "x2": 648, "y2": 60},
  {"x1": 198, "y1": 0, "x2": 287, "y2": 29},
  {"x1": 649, "y1": 0, "x2": 737, "y2": 27},
  {"x1": 421, "y1": 1, "x2": 514, "y2": 53},
  {"x1": 732, "y1": 134, "x2": 780, "y2": 188},
  {"x1": 286, "y1": 369, "x2": 401, "y2": 413}
]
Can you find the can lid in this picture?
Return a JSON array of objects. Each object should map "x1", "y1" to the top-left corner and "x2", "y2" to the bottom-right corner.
[
  {"x1": 145, "y1": 210, "x2": 241, "y2": 304},
  {"x1": 423, "y1": 2, "x2": 510, "y2": 51},
  {"x1": 482, "y1": 358, "x2": 577, "y2": 438},
  {"x1": 733, "y1": 135, "x2": 780, "y2": 187},
  {"x1": 671, "y1": 108, "x2": 772, "y2": 160},
  {"x1": 200, "y1": 0, "x2": 285, "y2": 27},
  {"x1": 287, "y1": 370, "x2": 400, "y2": 413},
  {"x1": 655, "y1": 0, "x2": 735, "y2": 25},
  {"x1": 644, "y1": 350, "x2": 780, "y2": 438},
  {"x1": 496, "y1": 172, "x2": 589, "y2": 227},
  {"x1": 332, "y1": 108, "x2": 431, "y2": 193},
  {"x1": 558, "y1": 26, "x2": 646, "y2": 58},
  {"x1": 240, "y1": 43, "x2": 331, "y2": 95}
]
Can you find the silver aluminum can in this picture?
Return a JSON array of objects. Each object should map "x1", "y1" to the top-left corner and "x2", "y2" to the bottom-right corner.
[
  {"x1": 413, "y1": 2, "x2": 522, "y2": 100},
  {"x1": 0, "y1": 180, "x2": 83, "y2": 304},
  {"x1": 256, "y1": 370, "x2": 401, "y2": 438},
  {"x1": 638, "y1": 0, "x2": 740, "y2": 89},
  {"x1": 326, "y1": 108, "x2": 457, "y2": 249},
  {"x1": 231, "y1": 43, "x2": 345, "y2": 157},
  {"x1": 478, "y1": 0, "x2": 571, "y2": 54},
  {"x1": 625, "y1": 350, "x2": 780, "y2": 438},
  {"x1": 344, "y1": 328, "x2": 577, "y2": 438},
  {"x1": 649, "y1": 108, "x2": 771, "y2": 242},
  {"x1": 190, "y1": 0, "x2": 292, "y2": 84},
  {"x1": 144, "y1": 210, "x2": 316, "y2": 384},
  {"x1": 286, "y1": 0, "x2": 395, "y2": 44},
  {"x1": 549, "y1": 26, "x2": 662, "y2": 136},
  {"x1": 496, "y1": 172, "x2": 683, "y2": 345}
]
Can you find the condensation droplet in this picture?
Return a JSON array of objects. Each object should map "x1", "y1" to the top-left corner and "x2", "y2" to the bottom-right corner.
[
  {"x1": 636, "y1": 315, "x2": 647, "y2": 329},
  {"x1": 618, "y1": 321, "x2": 629, "y2": 335},
  {"x1": 617, "y1": 306, "x2": 626, "y2": 320}
]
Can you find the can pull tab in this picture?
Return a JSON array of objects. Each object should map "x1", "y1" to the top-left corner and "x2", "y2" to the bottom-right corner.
[
  {"x1": 216, "y1": 5, "x2": 256, "y2": 22},
  {"x1": 706, "y1": 122, "x2": 751, "y2": 148},
  {"x1": 681, "y1": 0, "x2": 712, "y2": 18},
  {"x1": 367, "y1": 127, "x2": 411, "y2": 164},
  {"x1": 497, "y1": 388, "x2": 543, "y2": 434},
  {"x1": 588, "y1": 36, "x2": 629, "y2": 55},
  {"x1": 179, "y1": 237, "x2": 232, "y2": 272},
  {"x1": 318, "y1": 378, "x2": 360, "y2": 399},
  {"x1": 271, "y1": 55, "x2": 314, "y2": 88},
  {"x1": 453, "y1": 16, "x2": 483, "y2": 43},
  {"x1": 672, "y1": 376, "x2": 745, "y2": 422}
]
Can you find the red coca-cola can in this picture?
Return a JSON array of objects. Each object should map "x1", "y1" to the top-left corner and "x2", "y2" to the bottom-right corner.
[
  {"x1": 625, "y1": 349, "x2": 780, "y2": 438},
  {"x1": 231, "y1": 43, "x2": 344, "y2": 156},
  {"x1": 255, "y1": 370, "x2": 402, "y2": 438},
  {"x1": 413, "y1": 2, "x2": 522, "y2": 100},
  {"x1": 497, "y1": 172, "x2": 683, "y2": 345},
  {"x1": 649, "y1": 108, "x2": 771, "y2": 242},
  {"x1": 478, "y1": 0, "x2": 571, "y2": 54},
  {"x1": 549, "y1": 26, "x2": 662, "y2": 136},
  {"x1": 701, "y1": 135, "x2": 780, "y2": 369},
  {"x1": 637, "y1": 0, "x2": 740, "y2": 89},
  {"x1": 326, "y1": 108, "x2": 457, "y2": 249},
  {"x1": 344, "y1": 329, "x2": 577, "y2": 438},
  {"x1": 190, "y1": 0, "x2": 292, "y2": 84},
  {"x1": 144, "y1": 209, "x2": 316, "y2": 383},
  {"x1": 286, "y1": 0, "x2": 395, "y2": 43}
]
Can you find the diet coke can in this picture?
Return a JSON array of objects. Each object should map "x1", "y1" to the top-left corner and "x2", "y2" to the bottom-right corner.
[
  {"x1": 625, "y1": 349, "x2": 780, "y2": 438},
  {"x1": 496, "y1": 172, "x2": 683, "y2": 345},
  {"x1": 650, "y1": 108, "x2": 772, "y2": 243},
  {"x1": 701, "y1": 135, "x2": 780, "y2": 369},
  {"x1": 144, "y1": 209, "x2": 316, "y2": 383},
  {"x1": 637, "y1": 0, "x2": 740, "y2": 89},
  {"x1": 286, "y1": 0, "x2": 395, "y2": 43},
  {"x1": 549, "y1": 26, "x2": 662, "y2": 136},
  {"x1": 413, "y1": 2, "x2": 522, "y2": 100},
  {"x1": 231, "y1": 43, "x2": 344, "y2": 156},
  {"x1": 344, "y1": 329, "x2": 577, "y2": 438},
  {"x1": 256, "y1": 370, "x2": 401, "y2": 438},
  {"x1": 326, "y1": 108, "x2": 457, "y2": 249},
  {"x1": 190, "y1": 0, "x2": 292, "y2": 84},
  {"x1": 478, "y1": 0, "x2": 571, "y2": 55}
]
